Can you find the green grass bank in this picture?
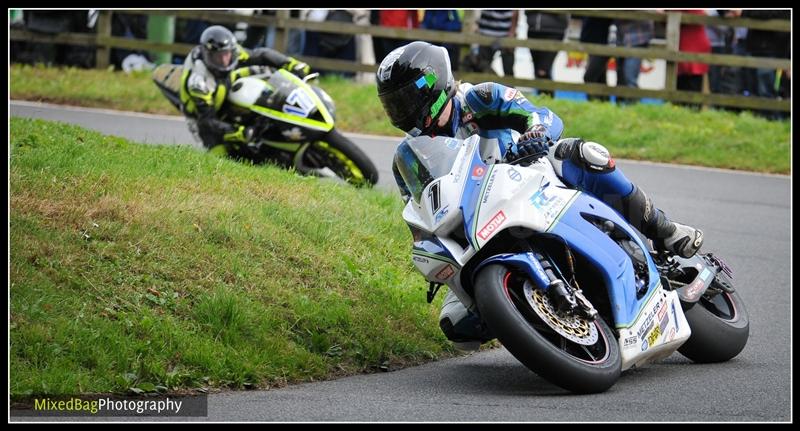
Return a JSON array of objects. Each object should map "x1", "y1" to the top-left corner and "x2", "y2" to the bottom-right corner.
[{"x1": 10, "y1": 117, "x2": 454, "y2": 397}]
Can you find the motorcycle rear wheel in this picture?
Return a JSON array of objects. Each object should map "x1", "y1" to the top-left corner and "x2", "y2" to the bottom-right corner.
[
  {"x1": 475, "y1": 264, "x2": 621, "y2": 394},
  {"x1": 677, "y1": 274, "x2": 749, "y2": 363}
]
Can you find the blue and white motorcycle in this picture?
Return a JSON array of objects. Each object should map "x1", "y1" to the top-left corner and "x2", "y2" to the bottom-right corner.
[{"x1": 395, "y1": 135, "x2": 749, "y2": 394}]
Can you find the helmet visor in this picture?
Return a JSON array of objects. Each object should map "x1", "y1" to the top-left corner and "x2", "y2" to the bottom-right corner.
[
  {"x1": 378, "y1": 78, "x2": 434, "y2": 136},
  {"x1": 208, "y1": 49, "x2": 234, "y2": 71}
]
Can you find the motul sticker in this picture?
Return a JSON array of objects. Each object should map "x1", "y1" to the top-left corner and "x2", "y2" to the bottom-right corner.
[
  {"x1": 435, "y1": 264, "x2": 455, "y2": 281},
  {"x1": 478, "y1": 211, "x2": 506, "y2": 240}
]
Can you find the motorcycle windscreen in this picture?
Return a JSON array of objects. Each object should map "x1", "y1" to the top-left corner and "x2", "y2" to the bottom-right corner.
[{"x1": 394, "y1": 136, "x2": 461, "y2": 203}]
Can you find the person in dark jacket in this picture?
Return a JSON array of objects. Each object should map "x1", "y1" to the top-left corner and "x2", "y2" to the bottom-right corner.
[{"x1": 525, "y1": 11, "x2": 569, "y2": 97}]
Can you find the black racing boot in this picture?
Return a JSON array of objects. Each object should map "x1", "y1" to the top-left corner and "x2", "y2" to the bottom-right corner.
[{"x1": 612, "y1": 185, "x2": 704, "y2": 258}]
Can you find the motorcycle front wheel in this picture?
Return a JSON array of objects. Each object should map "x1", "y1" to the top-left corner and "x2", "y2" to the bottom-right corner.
[
  {"x1": 300, "y1": 129, "x2": 379, "y2": 187},
  {"x1": 475, "y1": 264, "x2": 621, "y2": 394}
]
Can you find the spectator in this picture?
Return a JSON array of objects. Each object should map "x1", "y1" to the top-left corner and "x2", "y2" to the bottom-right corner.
[
  {"x1": 421, "y1": 10, "x2": 462, "y2": 71},
  {"x1": 304, "y1": 10, "x2": 358, "y2": 78},
  {"x1": 673, "y1": 9, "x2": 711, "y2": 108},
  {"x1": 373, "y1": 10, "x2": 419, "y2": 63},
  {"x1": 525, "y1": 11, "x2": 569, "y2": 97},
  {"x1": 110, "y1": 13, "x2": 151, "y2": 71},
  {"x1": 580, "y1": 17, "x2": 613, "y2": 101},
  {"x1": 173, "y1": 19, "x2": 210, "y2": 63},
  {"x1": 242, "y1": 10, "x2": 275, "y2": 50},
  {"x1": 739, "y1": 9, "x2": 790, "y2": 120},
  {"x1": 17, "y1": 10, "x2": 96, "y2": 68},
  {"x1": 705, "y1": 10, "x2": 735, "y2": 95},
  {"x1": 471, "y1": 9, "x2": 518, "y2": 76},
  {"x1": 614, "y1": 17, "x2": 654, "y2": 104}
]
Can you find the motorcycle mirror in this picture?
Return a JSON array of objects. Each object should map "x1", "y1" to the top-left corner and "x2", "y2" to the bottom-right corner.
[{"x1": 303, "y1": 72, "x2": 320, "y2": 83}]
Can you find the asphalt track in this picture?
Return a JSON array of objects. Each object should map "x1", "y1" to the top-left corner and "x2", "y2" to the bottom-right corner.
[{"x1": 10, "y1": 101, "x2": 791, "y2": 422}]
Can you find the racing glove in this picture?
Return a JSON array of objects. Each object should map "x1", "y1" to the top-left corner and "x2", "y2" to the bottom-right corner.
[
  {"x1": 284, "y1": 57, "x2": 311, "y2": 79},
  {"x1": 505, "y1": 124, "x2": 552, "y2": 166}
]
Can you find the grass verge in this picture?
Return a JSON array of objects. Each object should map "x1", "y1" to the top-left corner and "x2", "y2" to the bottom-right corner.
[
  {"x1": 11, "y1": 64, "x2": 790, "y2": 174},
  {"x1": 10, "y1": 117, "x2": 454, "y2": 397}
]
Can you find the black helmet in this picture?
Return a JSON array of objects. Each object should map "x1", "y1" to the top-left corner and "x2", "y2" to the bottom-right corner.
[
  {"x1": 376, "y1": 41, "x2": 455, "y2": 136},
  {"x1": 200, "y1": 25, "x2": 239, "y2": 76}
]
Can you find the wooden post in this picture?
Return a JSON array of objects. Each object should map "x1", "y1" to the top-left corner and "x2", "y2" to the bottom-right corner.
[
  {"x1": 664, "y1": 12, "x2": 681, "y2": 92},
  {"x1": 95, "y1": 10, "x2": 112, "y2": 69},
  {"x1": 274, "y1": 10, "x2": 290, "y2": 52},
  {"x1": 460, "y1": 10, "x2": 477, "y2": 72},
  {"x1": 701, "y1": 72, "x2": 710, "y2": 111}
]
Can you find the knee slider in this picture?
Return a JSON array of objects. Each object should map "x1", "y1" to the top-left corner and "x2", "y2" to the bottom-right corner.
[
  {"x1": 579, "y1": 141, "x2": 616, "y2": 172},
  {"x1": 556, "y1": 139, "x2": 616, "y2": 173}
]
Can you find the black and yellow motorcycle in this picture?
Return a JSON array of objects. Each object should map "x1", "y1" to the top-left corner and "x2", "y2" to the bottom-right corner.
[{"x1": 153, "y1": 64, "x2": 378, "y2": 186}]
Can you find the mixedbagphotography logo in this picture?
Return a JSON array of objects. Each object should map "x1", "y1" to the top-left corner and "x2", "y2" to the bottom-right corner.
[{"x1": 11, "y1": 395, "x2": 208, "y2": 417}]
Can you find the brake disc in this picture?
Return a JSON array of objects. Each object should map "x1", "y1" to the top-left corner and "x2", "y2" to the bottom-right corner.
[{"x1": 523, "y1": 281, "x2": 598, "y2": 346}]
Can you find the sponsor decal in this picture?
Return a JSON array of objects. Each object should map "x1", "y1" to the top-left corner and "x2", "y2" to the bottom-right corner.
[
  {"x1": 637, "y1": 319, "x2": 654, "y2": 341},
  {"x1": 685, "y1": 278, "x2": 705, "y2": 300},
  {"x1": 647, "y1": 324, "x2": 662, "y2": 347},
  {"x1": 452, "y1": 150, "x2": 470, "y2": 183},
  {"x1": 435, "y1": 264, "x2": 455, "y2": 281},
  {"x1": 657, "y1": 301, "x2": 667, "y2": 322},
  {"x1": 283, "y1": 88, "x2": 315, "y2": 117},
  {"x1": 473, "y1": 83, "x2": 493, "y2": 103},
  {"x1": 281, "y1": 126, "x2": 304, "y2": 141},
  {"x1": 671, "y1": 301, "x2": 679, "y2": 331},
  {"x1": 543, "y1": 109, "x2": 554, "y2": 126},
  {"x1": 636, "y1": 296, "x2": 665, "y2": 339},
  {"x1": 624, "y1": 336, "x2": 638, "y2": 348},
  {"x1": 658, "y1": 306, "x2": 670, "y2": 333},
  {"x1": 507, "y1": 168, "x2": 522, "y2": 182},
  {"x1": 445, "y1": 138, "x2": 459, "y2": 150},
  {"x1": 529, "y1": 181, "x2": 558, "y2": 209},
  {"x1": 478, "y1": 211, "x2": 506, "y2": 241},
  {"x1": 666, "y1": 327, "x2": 676, "y2": 342},
  {"x1": 428, "y1": 181, "x2": 441, "y2": 213},
  {"x1": 641, "y1": 338, "x2": 649, "y2": 352},
  {"x1": 407, "y1": 127, "x2": 422, "y2": 137},
  {"x1": 529, "y1": 180, "x2": 568, "y2": 226},
  {"x1": 415, "y1": 72, "x2": 438, "y2": 89},
  {"x1": 525, "y1": 252, "x2": 549, "y2": 285},
  {"x1": 503, "y1": 87, "x2": 517, "y2": 101},
  {"x1": 430, "y1": 90, "x2": 448, "y2": 117},
  {"x1": 481, "y1": 171, "x2": 498, "y2": 204},
  {"x1": 471, "y1": 165, "x2": 486, "y2": 180},
  {"x1": 412, "y1": 255, "x2": 429, "y2": 264},
  {"x1": 434, "y1": 206, "x2": 450, "y2": 224}
]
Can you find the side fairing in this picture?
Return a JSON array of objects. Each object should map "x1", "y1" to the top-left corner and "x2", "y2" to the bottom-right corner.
[{"x1": 547, "y1": 193, "x2": 661, "y2": 328}]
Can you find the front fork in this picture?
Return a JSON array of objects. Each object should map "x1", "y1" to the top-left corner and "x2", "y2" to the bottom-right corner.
[{"x1": 476, "y1": 250, "x2": 598, "y2": 320}]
